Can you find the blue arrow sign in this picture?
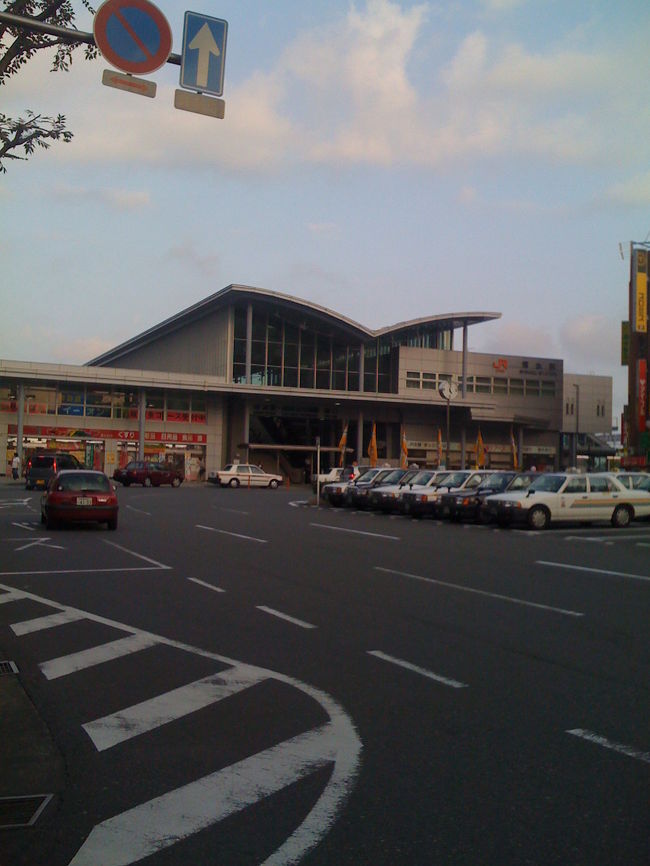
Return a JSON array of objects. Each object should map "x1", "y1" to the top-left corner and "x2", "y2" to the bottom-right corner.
[{"x1": 180, "y1": 11, "x2": 227, "y2": 97}]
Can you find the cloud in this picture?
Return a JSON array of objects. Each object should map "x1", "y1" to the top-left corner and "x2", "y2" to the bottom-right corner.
[
  {"x1": 50, "y1": 183, "x2": 151, "y2": 210},
  {"x1": 2, "y1": 0, "x2": 648, "y2": 175},
  {"x1": 308, "y1": 222, "x2": 340, "y2": 236},
  {"x1": 559, "y1": 315, "x2": 619, "y2": 369},
  {"x1": 470, "y1": 320, "x2": 559, "y2": 359},
  {"x1": 167, "y1": 241, "x2": 220, "y2": 278},
  {"x1": 604, "y1": 173, "x2": 650, "y2": 207}
]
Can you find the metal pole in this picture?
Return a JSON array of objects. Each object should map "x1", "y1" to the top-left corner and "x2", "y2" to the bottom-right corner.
[
  {"x1": 446, "y1": 398, "x2": 450, "y2": 469},
  {"x1": 316, "y1": 437, "x2": 321, "y2": 506},
  {"x1": 0, "y1": 10, "x2": 182, "y2": 64}
]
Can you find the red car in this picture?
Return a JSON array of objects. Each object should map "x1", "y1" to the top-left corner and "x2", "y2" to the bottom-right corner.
[
  {"x1": 113, "y1": 460, "x2": 183, "y2": 487},
  {"x1": 41, "y1": 470, "x2": 118, "y2": 530}
]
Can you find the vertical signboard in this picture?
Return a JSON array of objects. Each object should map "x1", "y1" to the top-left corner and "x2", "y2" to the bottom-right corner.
[
  {"x1": 638, "y1": 359, "x2": 647, "y2": 433},
  {"x1": 632, "y1": 248, "x2": 648, "y2": 333},
  {"x1": 621, "y1": 320, "x2": 630, "y2": 365}
]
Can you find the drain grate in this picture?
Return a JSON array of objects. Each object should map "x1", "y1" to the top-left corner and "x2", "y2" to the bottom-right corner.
[
  {"x1": 0, "y1": 794, "x2": 53, "y2": 828},
  {"x1": 0, "y1": 660, "x2": 18, "y2": 675}
]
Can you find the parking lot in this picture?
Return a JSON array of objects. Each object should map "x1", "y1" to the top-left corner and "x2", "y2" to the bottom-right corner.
[{"x1": 1, "y1": 481, "x2": 649, "y2": 866}]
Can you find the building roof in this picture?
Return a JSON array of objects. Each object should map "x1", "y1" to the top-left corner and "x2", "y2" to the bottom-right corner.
[{"x1": 87, "y1": 284, "x2": 501, "y2": 366}]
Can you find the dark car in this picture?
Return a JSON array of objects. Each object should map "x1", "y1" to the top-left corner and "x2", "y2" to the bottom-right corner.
[
  {"x1": 41, "y1": 470, "x2": 118, "y2": 530},
  {"x1": 113, "y1": 460, "x2": 183, "y2": 487},
  {"x1": 443, "y1": 471, "x2": 537, "y2": 522},
  {"x1": 25, "y1": 451, "x2": 82, "y2": 490},
  {"x1": 346, "y1": 468, "x2": 400, "y2": 509}
]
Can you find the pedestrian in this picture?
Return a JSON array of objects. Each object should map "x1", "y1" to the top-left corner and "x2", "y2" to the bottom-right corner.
[{"x1": 11, "y1": 453, "x2": 21, "y2": 481}]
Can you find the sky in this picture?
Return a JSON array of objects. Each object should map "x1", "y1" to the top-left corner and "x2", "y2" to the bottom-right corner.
[{"x1": 2, "y1": 0, "x2": 649, "y2": 424}]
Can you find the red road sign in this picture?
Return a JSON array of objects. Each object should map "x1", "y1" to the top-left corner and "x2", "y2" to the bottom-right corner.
[{"x1": 93, "y1": 0, "x2": 172, "y2": 75}]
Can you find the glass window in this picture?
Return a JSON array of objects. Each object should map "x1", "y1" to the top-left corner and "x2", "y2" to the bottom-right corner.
[
  {"x1": 406, "y1": 371, "x2": 420, "y2": 389},
  {"x1": 25, "y1": 385, "x2": 57, "y2": 415},
  {"x1": 347, "y1": 371, "x2": 359, "y2": 391},
  {"x1": 233, "y1": 338, "x2": 247, "y2": 365},
  {"x1": 332, "y1": 370, "x2": 346, "y2": 390},
  {"x1": 347, "y1": 347, "x2": 360, "y2": 373},
  {"x1": 509, "y1": 379, "x2": 524, "y2": 395},
  {"x1": 267, "y1": 367, "x2": 282, "y2": 387},
  {"x1": 268, "y1": 342, "x2": 282, "y2": 367},
  {"x1": 58, "y1": 387, "x2": 85, "y2": 416},
  {"x1": 145, "y1": 391, "x2": 163, "y2": 421},
  {"x1": 316, "y1": 370, "x2": 330, "y2": 389},
  {"x1": 167, "y1": 392, "x2": 190, "y2": 422},
  {"x1": 250, "y1": 366, "x2": 265, "y2": 386},
  {"x1": 564, "y1": 477, "x2": 587, "y2": 493},
  {"x1": 234, "y1": 305, "x2": 247, "y2": 340},
  {"x1": 233, "y1": 364, "x2": 247, "y2": 383},
  {"x1": 283, "y1": 367, "x2": 298, "y2": 387},
  {"x1": 525, "y1": 379, "x2": 540, "y2": 397},
  {"x1": 589, "y1": 476, "x2": 614, "y2": 493},
  {"x1": 252, "y1": 311, "x2": 266, "y2": 341},
  {"x1": 541, "y1": 381, "x2": 555, "y2": 397},
  {"x1": 299, "y1": 366, "x2": 314, "y2": 388},
  {"x1": 284, "y1": 323, "x2": 298, "y2": 345},
  {"x1": 493, "y1": 378, "x2": 507, "y2": 394},
  {"x1": 475, "y1": 377, "x2": 491, "y2": 393},
  {"x1": 284, "y1": 342, "x2": 298, "y2": 368},
  {"x1": 267, "y1": 318, "x2": 282, "y2": 343},
  {"x1": 422, "y1": 372, "x2": 436, "y2": 390},
  {"x1": 251, "y1": 340, "x2": 266, "y2": 366},
  {"x1": 236, "y1": 465, "x2": 251, "y2": 474}
]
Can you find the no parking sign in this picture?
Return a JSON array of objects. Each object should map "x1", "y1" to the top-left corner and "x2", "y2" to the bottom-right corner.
[{"x1": 94, "y1": 0, "x2": 172, "y2": 75}]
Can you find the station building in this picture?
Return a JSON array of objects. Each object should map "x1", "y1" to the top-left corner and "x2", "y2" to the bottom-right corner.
[{"x1": 0, "y1": 284, "x2": 610, "y2": 479}]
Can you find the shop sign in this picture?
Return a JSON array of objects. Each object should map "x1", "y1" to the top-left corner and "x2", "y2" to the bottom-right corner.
[
  {"x1": 9, "y1": 424, "x2": 206, "y2": 444},
  {"x1": 522, "y1": 445, "x2": 556, "y2": 455},
  {"x1": 632, "y1": 249, "x2": 648, "y2": 333},
  {"x1": 621, "y1": 321, "x2": 630, "y2": 366}
]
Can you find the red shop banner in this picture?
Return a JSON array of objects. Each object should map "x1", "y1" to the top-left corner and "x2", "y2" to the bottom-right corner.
[{"x1": 9, "y1": 425, "x2": 206, "y2": 444}]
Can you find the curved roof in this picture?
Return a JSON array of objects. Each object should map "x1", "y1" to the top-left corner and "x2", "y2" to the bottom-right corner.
[{"x1": 87, "y1": 284, "x2": 501, "y2": 366}]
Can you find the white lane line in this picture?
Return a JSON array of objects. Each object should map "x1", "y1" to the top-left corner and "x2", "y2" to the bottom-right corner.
[
  {"x1": 196, "y1": 525, "x2": 268, "y2": 543},
  {"x1": 638, "y1": 542, "x2": 650, "y2": 548},
  {"x1": 126, "y1": 505, "x2": 151, "y2": 516},
  {"x1": 375, "y1": 566, "x2": 584, "y2": 617},
  {"x1": 368, "y1": 650, "x2": 467, "y2": 689},
  {"x1": 0, "y1": 589, "x2": 26, "y2": 604},
  {"x1": 219, "y1": 507, "x2": 249, "y2": 515},
  {"x1": 102, "y1": 540, "x2": 171, "y2": 569},
  {"x1": 69, "y1": 722, "x2": 342, "y2": 866},
  {"x1": 11, "y1": 521, "x2": 35, "y2": 531},
  {"x1": 257, "y1": 606, "x2": 317, "y2": 629},
  {"x1": 537, "y1": 561, "x2": 650, "y2": 583},
  {"x1": 83, "y1": 667, "x2": 268, "y2": 751},
  {"x1": 310, "y1": 523, "x2": 400, "y2": 541},
  {"x1": 187, "y1": 577, "x2": 226, "y2": 593},
  {"x1": 11, "y1": 608, "x2": 85, "y2": 636},
  {"x1": 567, "y1": 729, "x2": 650, "y2": 764},
  {"x1": 40, "y1": 633, "x2": 159, "y2": 680}
]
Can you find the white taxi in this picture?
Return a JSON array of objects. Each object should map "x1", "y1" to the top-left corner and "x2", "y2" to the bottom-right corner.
[
  {"x1": 485, "y1": 472, "x2": 650, "y2": 529},
  {"x1": 208, "y1": 463, "x2": 283, "y2": 488}
]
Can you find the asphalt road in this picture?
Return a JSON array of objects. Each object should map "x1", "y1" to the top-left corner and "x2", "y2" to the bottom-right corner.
[{"x1": 1, "y1": 483, "x2": 649, "y2": 866}]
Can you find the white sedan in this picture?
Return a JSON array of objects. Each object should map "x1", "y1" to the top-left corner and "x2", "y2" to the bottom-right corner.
[
  {"x1": 208, "y1": 464, "x2": 283, "y2": 488},
  {"x1": 485, "y1": 472, "x2": 650, "y2": 529}
]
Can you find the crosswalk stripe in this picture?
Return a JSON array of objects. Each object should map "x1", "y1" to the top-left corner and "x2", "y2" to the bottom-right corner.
[
  {"x1": 83, "y1": 666, "x2": 268, "y2": 751},
  {"x1": 69, "y1": 722, "x2": 340, "y2": 866},
  {"x1": 11, "y1": 609, "x2": 86, "y2": 636},
  {"x1": 40, "y1": 633, "x2": 159, "y2": 680},
  {"x1": 0, "y1": 589, "x2": 25, "y2": 604}
]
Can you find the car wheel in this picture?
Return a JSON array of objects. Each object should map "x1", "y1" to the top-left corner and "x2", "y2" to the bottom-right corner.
[
  {"x1": 496, "y1": 516, "x2": 510, "y2": 528},
  {"x1": 229, "y1": 478, "x2": 240, "y2": 488},
  {"x1": 107, "y1": 517, "x2": 118, "y2": 531},
  {"x1": 45, "y1": 514, "x2": 58, "y2": 530},
  {"x1": 123, "y1": 481, "x2": 130, "y2": 487},
  {"x1": 25, "y1": 483, "x2": 32, "y2": 491},
  {"x1": 269, "y1": 479, "x2": 279, "y2": 489},
  {"x1": 611, "y1": 504, "x2": 632, "y2": 528},
  {"x1": 171, "y1": 477, "x2": 181, "y2": 488},
  {"x1": 40, "y1": 511, "x2": 46, "y2": 524},
  {"x1": 527, "y1": 505, "x2": 550, "y2": 530}
]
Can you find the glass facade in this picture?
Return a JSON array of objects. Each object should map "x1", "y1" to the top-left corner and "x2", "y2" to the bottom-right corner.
[{"x1": 231, "y1": 303, "x2": 454, "y2": 394}]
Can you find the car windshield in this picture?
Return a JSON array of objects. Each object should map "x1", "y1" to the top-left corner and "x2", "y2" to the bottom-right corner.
[
  {"x1": 357, "y1": 469, "x2": 381, "y2": 483},
  {"x1": 479, "y1": 473, "x2": 512, "y2": 491},
  {"x1": 437, "y1": 472, "x2": 468, "y2": 488},
  {"x1": 381, "y1": 470, "x2": 406, "y2": 485},
  {"x1": 33, "y1": 455, "x2": 56, "y2": 467},
  {"x1": 508, "y1": 474, "x2": 535, "y2": 490},
  {"x1": 529, "y1": 474, "x2": 567, "y2": 493},
  {"x1": 409, "y1": 470, "x2": 435, "y2": 485},
  {"x1": 58, "y1": 473, "x2": 111, "y2": 492}
]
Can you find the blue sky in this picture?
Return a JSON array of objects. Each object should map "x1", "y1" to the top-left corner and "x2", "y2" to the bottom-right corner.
[{"x1": 2, "y1": 0, "x2": 649, "y2": 422}]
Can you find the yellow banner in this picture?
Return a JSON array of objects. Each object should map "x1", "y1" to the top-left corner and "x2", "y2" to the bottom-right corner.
[{"x1": 636, "y1": 271, "x2": 647, "y2": 333}]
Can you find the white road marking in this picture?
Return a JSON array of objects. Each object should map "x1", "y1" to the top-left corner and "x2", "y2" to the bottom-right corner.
[
  {"x1": 125, "y1": 505, "x2": 151, "y2": 516},
  {"x1": 567, "y1": 729, "x2": 650, "y2": 764},
  {"x1": 102, "y1": 540, "x2": 171, "y2": 569},
  {"x1": 15, "y1": 537, "x2": 65, "y2": 552},
  {"x1": 0, "y1": 589, "x2": 26, "y2": 604},
  {"x1": 637, "y1": 542, "x2": 650, "y2": 548},
  {"x1": 289, "y1": 500, "x2": 309, "y2": 508},
  {"x1": 375, "y1": 566, "x2": 584, "y2": 617},
  {"x1": 187, "y1": 577, "x2": 226, "y2": 593},
  {"x1": 310, "y1": 523, "x2": 400, "y2": 541},
  {"x1": 11, "y1": 609, "x2": 85, "y2": 636},
  {"x1": 70, "y1": 721, "x2": 346, "y2": 866},
  {"x1": 368, "y1": 650, "x2": 467, "y2": 689},
  {"x1": 41, "y1": 634, "x2": 159, "y2": 680},
  {"x1": 11, "y1": 521, "x2": 35, "y2": 531},
  {"x1": 257, "y1": 606, "x2": 317, "y2": 629},
  {"x1": 83, "y1": 667, "x2": 267, "y2": 751},
  {"x1": 196, "y1": 525, "x2": 268, "y2": 543},
  {"x1": 1, "y1": 580, "x2": 361, "y2": 866},
  {"x1": 219, "y1": 507, "x2": 249, "y2": 515},
  {"x1": 536, "y1": 561, "x2": 650, "y2": 583}
]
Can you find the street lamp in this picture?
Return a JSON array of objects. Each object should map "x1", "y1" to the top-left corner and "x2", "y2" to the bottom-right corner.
[{"x1": 438, "y1": 380, "x2": 458, "y2": 469}]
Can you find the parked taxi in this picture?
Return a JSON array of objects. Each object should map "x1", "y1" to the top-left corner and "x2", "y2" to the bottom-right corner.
[{"x1": 485, "y1": 472, "x2": 650, "y2": 529}]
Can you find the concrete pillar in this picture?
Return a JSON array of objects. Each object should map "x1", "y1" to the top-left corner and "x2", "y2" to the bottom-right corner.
[
  {"x1": 518, "y1": 427, "x2": 524, "y2": 469},
  {"x1": 243, "y1": 401, "x2": 250, "y2": 462},
  {"x1": 138, "y1": 390, "x2": 146, "y2": 460},
  {"x1": 357, "y1": 410, "x2": 364, "y2": 462},
  {"x1": 16, "y1": 382, "x2": 25, "y2": 461},
  {"x1": 462, "y1": 323, "x2": 468, "y2": 399},
  {"x1": 359, "y1": 344, "x2": 364, "y2": 392},
  {"x1": 245, "y1": 303, "x2": 253, "y2": 384},
  {"x1": 460, "y1": 425, "x2": 466, "y2": 469}
]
